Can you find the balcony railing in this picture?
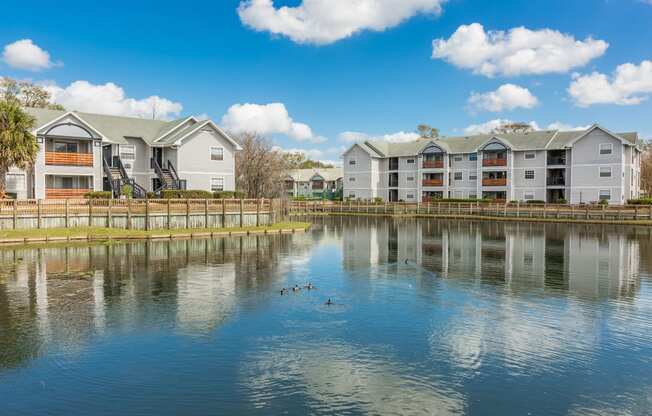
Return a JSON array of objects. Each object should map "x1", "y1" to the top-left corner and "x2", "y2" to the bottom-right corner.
[
  {"x1": 45, "y1": 188, "x2": 92, "y2": 199},
  {"x1": 483, "y1": 158, "x2": 507, "y2": 167},
  {"x1": 423, "y1": 160, "x2": 444, "y2": 169},
  {"x1": 422, "y1": 179, "x2": 444, "y2": 187},
  {"x1": 547, "y1": 157, "x2": 567, "y2": 166},
  {"x1": 45, "y1": 152, "x2": 93, "y2": 167},
  {"x1": 547, "y1": 177, "x2": 566, "y2": 186},
  {"x1": 482, "y1": 178, "x2": 507, "y2": 187}
]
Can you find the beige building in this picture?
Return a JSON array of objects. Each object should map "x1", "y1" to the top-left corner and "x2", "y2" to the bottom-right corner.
[{"x1": 285, "y1": 168, "x2": 343, "y2": 198}]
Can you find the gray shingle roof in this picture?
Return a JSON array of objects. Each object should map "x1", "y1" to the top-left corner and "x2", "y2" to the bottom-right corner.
[
  {"x1": 287, "y1": 168, "x2": 343, "y2": 182},
  {"x1": 360, "y1": 126, "x2": 639, "y2": 157}
]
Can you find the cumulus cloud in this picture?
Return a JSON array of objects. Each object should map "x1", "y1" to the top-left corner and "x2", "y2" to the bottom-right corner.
[
  {"x1": 338, "y1": 130, "x2": 420, "y2": 143},
  {"x1": 2, "y1": 39, "x2": 58, "y2": 71},
  {"x1": 45, "y1": 80, "x2": 183, "y2": 120},
  {"x1": 468, "y1": 84, "x2": 538, "y2": 112},
  {"x1": 463, "y1": 119, "x2": 589, "y2": 135},
  {"x1": 568, "y1": 60, "x2": 652, "y2": 107},
  {"x1": 221, "y1": 102, "x2": 325, "y2": 143},
  {"x1": 432, "y1": 23, "x2": 608, "y2": 77},
  {"x1": 238, "y1": 0, "x2": 446, "y2": 45}
]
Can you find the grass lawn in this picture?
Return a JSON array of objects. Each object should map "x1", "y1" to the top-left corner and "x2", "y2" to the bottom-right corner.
[{"x1": 0, "y1": 222, "x2": 311, "y2": 240}]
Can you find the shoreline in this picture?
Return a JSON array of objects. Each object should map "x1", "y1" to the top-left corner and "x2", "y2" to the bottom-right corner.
[{"x1": 0, "y1": 222, "x2": 311, "y2": 248}]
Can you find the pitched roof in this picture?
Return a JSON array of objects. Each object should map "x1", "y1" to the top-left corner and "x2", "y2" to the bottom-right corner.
[
  {"x1": 287, "y1": 168, "x2": 343, "y2": 182},
  {"x1": 355, "y1": 126, "x2": 639, "y2": 157}
]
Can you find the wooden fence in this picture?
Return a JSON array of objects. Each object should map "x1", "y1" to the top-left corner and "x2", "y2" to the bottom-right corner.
[
  {"x1": 289, "y1": 200, "x2": 652, "y2": 222},
  {"x1": 0, "y1": 199, "x2": 285, "y2": 230}
]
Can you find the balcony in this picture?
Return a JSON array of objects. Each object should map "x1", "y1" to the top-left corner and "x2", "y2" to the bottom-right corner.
[
  {"x1": 483, "y1": 158, "x2": 507, "y2": 167},
  {"x1": 423, "y1": 160, "x2": 444, "y2": 169},
  {"x1": 547, "y1": 177, "x2": 566, "y2": 186},
  {"x1": 422, "y1": 179, "x2": 444, "y2": 187},
  {"x1": 45, "y1": 188, "x2": 92, "y2": 199},
  {"x1": 547, "y1": 157, "x2": 567, "y2": 166},
  {"x1": 45, "y1": 152, "x2": 94, "y2": 167},
  {"x1": 483, "y1": 178, "x2": 507, "y2": 187}
]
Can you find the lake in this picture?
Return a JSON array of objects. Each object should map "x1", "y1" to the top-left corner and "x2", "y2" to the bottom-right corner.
[{"x1": 1, "y1": 217, "x2": 651, "y2": 415}]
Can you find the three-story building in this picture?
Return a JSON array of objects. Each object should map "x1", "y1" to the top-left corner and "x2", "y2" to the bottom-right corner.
[{"x1": 342, "y1": 125, "x2": 642, "y2": 204}]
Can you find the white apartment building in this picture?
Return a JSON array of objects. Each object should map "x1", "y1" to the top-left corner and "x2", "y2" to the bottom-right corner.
[
  {"x1": 342, "y1": 125, "x2": 643, "y2": 205},
  {"x1": 285, "y1": 168, "x2": 343, "y2": 198},
  {"x1": 6, "y1": 108, "x2": 241, "y2": 199}
]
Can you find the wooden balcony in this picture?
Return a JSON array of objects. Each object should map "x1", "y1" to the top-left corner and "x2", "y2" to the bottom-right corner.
[
  {"x1": 422, "y1": 179, "x2": 444, "y2": 187},
  {"x1": 45, "y1": 152, "x2": 94, "y2": 167},
  {"x1": 483, "y1": 158, "x2": 507, "y2": 167},
  {"x1": 423, "y1": 160, "x2": 444, "y2": 169},
  {"x1": 45, "y1": 189, "x2": 92, "y2": 199},
  {"x1": 482, "y1": 178, "x2": 507, "y2": 187}
]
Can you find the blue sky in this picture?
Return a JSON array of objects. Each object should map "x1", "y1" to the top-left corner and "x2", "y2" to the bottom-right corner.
[{"x1": 1, "y1": 0, "x2": 651, "y2": 164}]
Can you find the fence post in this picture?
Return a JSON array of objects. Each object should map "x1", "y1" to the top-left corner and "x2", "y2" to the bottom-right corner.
[
  {"x1": 12, "y1": 199, "x2": 17, "y2": 229},
  {"x1": 88, "y1": 198, "x2": 93, "y2": 227},
  {"x1": 602, "y1": 204, "x2": 606, "y2": 220},
  {"x1": 585, "y1": 205, "x2": 589, "y2": 220},
  {"x1": 186, "y1": 199, "x2": 190, "y2": 228},
  {"x1": 649, "y1": 205, "x2": 652, "y2": 220},
  {"x1": 37, "y1": 199, "x2": 42, "y2": 229},
  {"x1": 205, "y1": 199, "x2": 209, "y2": 228},
  {"x1": 127, "y1": 198, "x2": 132, "y2": 230},
  {"x1": 222, "y1": 199, "x2": 226, "y2": 227},
  {"x1": 145, "y1": 198, "x2": 150, "y2": 231},
  {"x1": 634, "y1": 205, "x2": 638, "y2": 221},
  {"x1": 167, "y1": 198, "x2": 171, "y2": 229},
  {"x1": 256, "y1": 198, "x2": 261, "y2": 226},
  {"x1": 240, "y1": 198, "x2": 244, "y2": 227},
  {"x1": 107, "y1": 199, "x2": 112, "y2": 228}
]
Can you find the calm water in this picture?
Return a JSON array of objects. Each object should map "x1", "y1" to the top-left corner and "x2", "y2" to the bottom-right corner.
[{"x1": 1, "y1": 217, "x2": 651, "y2": 416}]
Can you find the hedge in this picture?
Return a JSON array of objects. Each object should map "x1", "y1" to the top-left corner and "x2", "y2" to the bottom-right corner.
[
  {"x1": 84, "y1": 191, "x2": 112, "y2": 199},
  {"x1": 160, "y1": 190, "x2": 214, "y2": 199},
  {"x1": 525, "y1": 200, "x2": 546, "y2": 204},
  {"x1": 213, "y1": 191, "x2": 246, "y2": 199},
  {"x1": 627, "y1": 199, "x2": 652, "y2": 205}
]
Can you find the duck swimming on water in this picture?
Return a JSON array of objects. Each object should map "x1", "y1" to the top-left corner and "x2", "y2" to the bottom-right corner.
[
  {"x1": 292, "y1": 285, "x2": 301, "y2": 292},
  {"x1": 325, "y1": 298, "x2": 334, "y2": 306},
  {"x1": 304, "y1": 282, "x2": 316, "y2": 290},
  {"x1": 280, "y1": 288, "x2": 289, "y2": 295}
]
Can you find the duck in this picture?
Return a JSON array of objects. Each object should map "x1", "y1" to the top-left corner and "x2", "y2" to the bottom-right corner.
[
  {"x1": 280, "y1": 288, "x2": 289, "y2": 295},
  {"x1": 292, "y1": 285, "x2": 301, "y2": 292},
  {"x1": 325, "y1": 298, "x2": 334, "y2": 306},
  {"x1": 304, "y1": 282, "x2": 316, "y2": 290}
]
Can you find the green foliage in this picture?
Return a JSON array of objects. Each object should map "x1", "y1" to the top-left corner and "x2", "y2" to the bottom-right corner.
[
  {"x1": 627, "y1": 198, "x2": 652, "y2": 205},
  {"x1": 213, "y1": 191, "x2": 246, "y2": 199},
  {"x1": 417, "y1": 124, "x2": 439, "y2": 139},
  {"x1": 146, "y1": 192, "x2": 157, "y2": 199},
  {"x1": 525, "y1": 200, "x2": 546, "y2": 204},
  {"x1": 161, "y1": 189, "x2": 214, "y2": 199},
  {"x1": 84, "y1": 191, "x2": 112, "y2": 199},
  {"x1": 120, "y1": 184, "x2": 133, "y2": 199},
  {"x1": 599, "y1": 199, "x2": 609, "y2": 205},
  {"x1": 0, "y1": 101, "x2": 38, "y2": 197},
  {"x1": 425, "y1": 198, "x2": 493, "y2": 203},
  {"x1": 556, "y1": 199, "x2": 568, "y2": 204}
]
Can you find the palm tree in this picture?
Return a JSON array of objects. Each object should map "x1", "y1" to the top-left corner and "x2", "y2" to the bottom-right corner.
[{"x1": 0, "y1": 101, "x2": 38, "y2": 198}]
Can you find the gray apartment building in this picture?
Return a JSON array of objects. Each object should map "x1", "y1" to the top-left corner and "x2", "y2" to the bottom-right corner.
[
  {"x1": 5, "y1": 108, "x2": 241, "y2": 199},
  {"x1": 342, "y1": 125, "x2": 643, "y2": 205}
]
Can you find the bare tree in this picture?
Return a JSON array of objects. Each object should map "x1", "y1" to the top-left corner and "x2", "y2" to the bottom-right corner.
[
  {"x1": 417, "y1": 124, "x2": 439, "y2": 139},
  {"x1": 491, "y1": 122, "x2": 534, "y2": 135},
  {"x1": 235, "y1": 132, "x2": 289, "y2": 198},
  {"x1": 641, "y1": 143, "x2": 652, "y2": 197}
]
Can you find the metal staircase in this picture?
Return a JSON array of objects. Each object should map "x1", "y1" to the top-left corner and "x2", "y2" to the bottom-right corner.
[
  {"x1": 151, "y1": 158, "x2": 187, "y2": 193},
  {"x1": 103, "y1": 156, "x2": 147, "y2": 198}
]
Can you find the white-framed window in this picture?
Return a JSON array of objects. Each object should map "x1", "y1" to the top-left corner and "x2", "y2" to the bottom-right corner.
[
  {"x1": 469, "y1": 193, "x2": 477, "y2": 200},
  {"x1": 599, "y1": 189, "x2": 611, "y2": 201},
  {"x1": 454, "y1": 172, "x2": 463, "y2": 180},
  {"x1": 120, "y1": 144, "x2": 136, "y2": 160},
  {"x1": 524, "y1": 152, "x2": 536, "y2": 160},
  {"x1": 469, "y1": 173, "x2": 477, "y2": 181},
  {"x1": 349, "y1": 158, "x2": 357, "y2": 165},
  {"x1": 406, "y1": 194, "x2": 414, "y2": 199},
  {"x1": 599, "y1": 143, "x2": 613, "y2": 155},
  {"x1": 524, "y1": 192, "x2": 535, "y2": 200},
  {"x1": 407, "y1": 176, "x2": 414, "y2": 181},
  {"x1": 599, "y1": 167, "x2": 612, "y2": 178},
  {"x1": 210, "y1": 146, "x2": 224, "y2": 161},
  {"x1": 407, "y1": 159, "x2": 415, "y2": 164},
  {"x1": 348, "y1": 192, "x2": 356, "y2": 198},
  {"x1": 524, "y1": 170, "x2": 535, "y2": 180},
  {"x1": 454, "y1": 156, "x2": 463, "y2": 162},
  {"x1": 469, "y1": 153, "x2": 478, "y2": 161},
  {"x1": 6, "y1": 173, "x2": 25, "y2": 191},
  {"x1": 349, "y1": 177, "x2": 356, "y2": 182},
  {"x1": 211, "y1": 177, "x2": 224, "y2": 192}
]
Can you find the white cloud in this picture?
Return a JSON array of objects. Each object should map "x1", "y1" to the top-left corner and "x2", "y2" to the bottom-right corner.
[
  {"x1": 221, "y1": 102, "x2": 325, "y2": 143},
  {"x1": 468, "y1": 84, "x2": 538, "y2": 112},
  {"x1": 45, "y1": 80, "x2": 183, "y2": 120},
  {"x1": 568, "y1": 60, "x2": 652, "y2": 107},
  {"x1": 338, "y1": 130, "x2": 420, "y2": 143},
  {"x1": 432, "y1": 23, "x2": 608, "y2": 77},
  {"x1": 238, "y1": 0, "x2": 446, "y2": 45},
  {"x1": 2, "y1": 39, "x2": 58, "y2": 71},
  {"x1": 283, "y1": 146, "x2": 346, "y2": 166},
  {"x1": 463, "y1": 119, "x2": 589, "y2": 135}
]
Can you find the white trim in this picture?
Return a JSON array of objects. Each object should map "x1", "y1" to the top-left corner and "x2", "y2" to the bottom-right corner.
[
  {"x1": 174, "y1": 120, "x2": 242, "y2": 150},
  {"x1": 34, "y1": 111, "x2": 106, "y2": 141},
  {"x1": 599, "y1": 166, "x2": 612, "y2": 178},
  {"x1": 154, "y1": 116, "x2": 197, "y2": 142},
  {"x1": 599, "y1": 143, "x2": 613, "y2": 156},
  {"x1": 524, "y1": 170, "x2": 535, "y2": 180},
  {"x1": 567, "y1": 124, "x2": 633, "y2": 147},
  {"x1": 210, "y1": 146, "x2": 224, "y2": 161},
  {"x1": 524, "y1": 151, "x2": 536, "y2": 160}
]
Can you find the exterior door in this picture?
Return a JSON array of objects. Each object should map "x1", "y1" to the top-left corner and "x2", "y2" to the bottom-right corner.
[{"x1": 152, "y1": 148, "x2": 163, "y2": 168}]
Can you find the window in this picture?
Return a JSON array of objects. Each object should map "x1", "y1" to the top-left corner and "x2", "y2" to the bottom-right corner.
[
  {"x1": 348, "y1": 192, "x2": 356, "y2": 198},
  {"x1": 454, "y1": 156, "x2": 463, "y2": 162},
  {"x1": 6, "y1": 173, "x2": 25, "y2": 191},
  {"x1": 349, "y1": 177, "x2": 356, "y2": 182},
  {"x1": 454, "y1": 172, "x2": 463, "y2": 181},
  {"x1": 349, "y1": 159, "x2": 357, "y2": 165},
  {"x1": 469, "y1": 153, "x2": 477, "y2": 161},
  {"x1": 54, "y1": 141, "x2": 79, "y2": 153},
  {"x1": 407, "y1": 176, "x2": 414, "y2": 181},
  {"x1": 407, "y1": 194, "x2": 414, "y2": 199},
  {"x1": 469, "y1": 194, "x2": 477, "y2": 200},
  {"x1": 525, "y1": 152, "x2": 536, "y2": 160},
  {"x1": 524, "y1": 192, "x2": 535, "y2": 200},
  {"x1": 120, "y1": 144, "x2": 136, "y2": 161},
  {"x1": 210, "y1": 147, "x2": 224, "y2": 161},
  {"x1": 469, "y1": 173, "x2": 477, "y2": 181},
  {"x1": 211, "y1": 177, "x2": 224, "y2": 192},
  {"x1": 407, "y1": 159, "x2": 415, "y2": 164},
  {"x1": 599, "y1": 190, "x2": 611, "y2": 201},
  {"x1": 599, "y1": 143, "x2": 613, "y2": 155},
  {"x1": 524, "y1": 170, "x2": 535, "y2": 180},
  {"x1": 599, "y1": 167, "x2": 612, "y2": 178}
]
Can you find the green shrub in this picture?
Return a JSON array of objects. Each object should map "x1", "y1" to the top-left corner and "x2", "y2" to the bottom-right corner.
[
  {"x1": 627, "y1": 198, "x2": 652, "y2": 205},
  {"x1": 556, "y1": 199, "x2": 568, "y2": 204},
  {"x1": 120, "y1": 184, "x2": 133, "y2": 199},
  {"x1": 160, "y1": 189, "x2": 213, "y2": 199},
  {"x1": 84, "y1": 191, "x2": 112, "y2": 199},
  {"x1": 425, "y1": 198, "x2": 492, "y2": 203},
  {"x1": 213, "y1": 191, "x2": 246, "y2": 199},
  {"x1": 146, "y1": 192, "x2": 157, "y2": 199},
  {"x1": 525, "y1": 200, "x2": 545, "y2": 204},
  {"x1": 599, "y1": 199, "x2": 609, "y2": 205},
  {"x1": 373, "y1": 197, "x2": 384, "y2": 205}
]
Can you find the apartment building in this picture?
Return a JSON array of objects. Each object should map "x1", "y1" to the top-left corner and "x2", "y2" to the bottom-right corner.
[
  {"x1": 342, "y1": 125, "x2": 642, "y2": 205},
  {"x1": 6, "y1": 108, "x2": 241, "y2": 199},
  {"x1": 285, "y1": 168, "x2": 343, "y2": 198}
]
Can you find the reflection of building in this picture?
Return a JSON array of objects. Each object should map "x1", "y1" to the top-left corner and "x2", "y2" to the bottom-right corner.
[{"x1": 341, "y1": 218, "x2": 640, "y2": 299}]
